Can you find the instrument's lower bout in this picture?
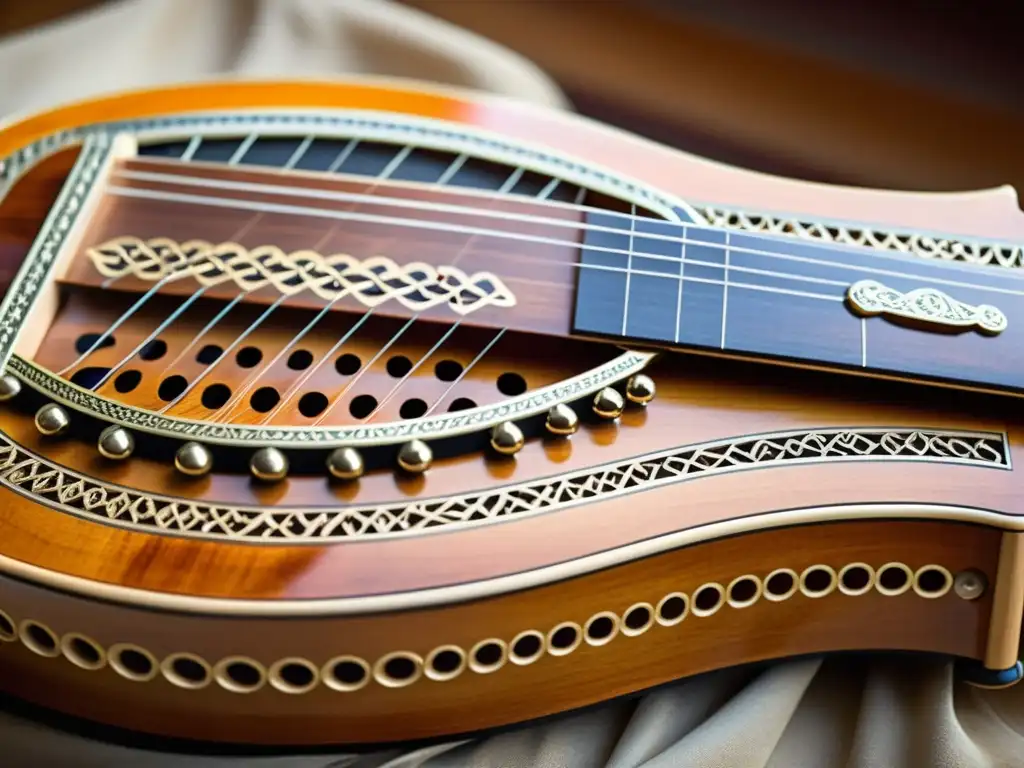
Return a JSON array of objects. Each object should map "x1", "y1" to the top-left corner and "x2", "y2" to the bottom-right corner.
[{"x1": 0, "y1": 519, "x2": 998, "y2": 746}]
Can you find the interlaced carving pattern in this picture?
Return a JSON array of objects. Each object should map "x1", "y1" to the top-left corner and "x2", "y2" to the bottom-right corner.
[
  {"x1": 0, "y1": 428, "x2": 1006, "y2": 541},
  {"x1": 87, "y1": 236, "x2": 517, "y2": 316},
  {"x1": 697, "y1": 206, "x2": 1024, "y2": 268}
]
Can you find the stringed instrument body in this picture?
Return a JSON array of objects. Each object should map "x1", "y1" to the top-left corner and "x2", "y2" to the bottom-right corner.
[{"x1": 0, "y1": 78, "x2": 1023, "y2": 747}]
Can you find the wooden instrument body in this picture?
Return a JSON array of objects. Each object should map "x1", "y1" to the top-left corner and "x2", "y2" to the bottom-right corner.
[{"x1": 0, "y1": 78, "x2": 1022, "y2": 747}]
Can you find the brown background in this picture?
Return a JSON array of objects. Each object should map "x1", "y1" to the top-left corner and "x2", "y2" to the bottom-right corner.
[{"x1": 401, "y1": 1, "x2": 1024, "y2": 195}]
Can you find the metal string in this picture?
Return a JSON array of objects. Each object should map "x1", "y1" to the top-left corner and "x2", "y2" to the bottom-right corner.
[
  {"x1": 105, "y1": 180, "x2": 1024, "y2": 299},
  {"x1": 254, "y1": 308, "x2": 377, "y2": 425},
  {"x1": 421, "y1": 327, "x2": 507, "y2": 418},
  {"x1": 58, "y1": 246, "x2": 219, "y2": 375},
  {"x1": 113, "y1": 165, "x2": 1021, "y2": 286},
  {"x1": 154, "y1": 291, "x2": 247, "y2": 374},
  {"x1": 209, "y1": 294, "x2": 343, "y2": 422},
  {"x1": 90, "y1": 286, "x2": 209, "y2": 391},
  {"x1": 363, "y1": 320, "x2": 463, "y2": 423},
  {"x1": 310, "y1": 314, "x2": 419, "y2": 426},
  {"x1": 157, "y1": 293, "x2": 289, "y2": 413}
]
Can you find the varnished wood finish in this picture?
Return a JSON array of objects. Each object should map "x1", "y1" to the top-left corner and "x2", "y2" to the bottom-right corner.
[
  {"x1": 0, "y1": 520, "x2": 999, "y2": 745},
  {"x1": 1, "y1": 80, "x2": 1024, "y2": 744}
]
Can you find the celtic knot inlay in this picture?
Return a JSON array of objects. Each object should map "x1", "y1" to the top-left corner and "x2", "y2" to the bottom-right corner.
[
  {"x1": 846, "y1": 280, "x2": 1008, "y2": 335},
  {"x1": 0, "y1": 428, "x2": 1006, "y2": 542},
  {"x1": 697, "y1": 205, "x2": 1024, "y2": 270},
  {"x1": 86, "y1": 237, "x2": 517, "y2": 316}
]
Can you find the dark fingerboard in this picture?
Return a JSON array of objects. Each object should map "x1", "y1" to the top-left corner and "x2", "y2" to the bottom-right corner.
[{"x1": 573, "y1": 210, "x2": 1024, "y2": 396}]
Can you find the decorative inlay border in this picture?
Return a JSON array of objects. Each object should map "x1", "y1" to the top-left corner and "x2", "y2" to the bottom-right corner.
[
  {"x1": 0, "y1": 134, "x2": 115, "y2": 367},
  {"x1": 847, "y1": 280, "x2": 1008, "y2": 335},
  {"x1": 0, "y1": 427, "x2": 1007, "y2": 542},
  {"x1": 0, "y1": 561, "x2": 965, "y2": 695},
  {"x1": 87, "y1": 237, "x2": 518, "y2": 316},
  {"x1": 697, "y1": 205, "x2": 1024, "y2": 270}
]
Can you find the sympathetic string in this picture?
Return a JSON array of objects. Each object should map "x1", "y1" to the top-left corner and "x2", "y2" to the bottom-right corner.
[
  {"x1": 156, "y1": 293, "x2": 290, "y2": 413},
  {"x1": 104, "y1": 176, "x2": 1024, "y2": 301},
  {"x1": 255, "y1": 308, "x2": 377, "y2": 424},
  {"x1": 422, "y1": 327, "x2": 507, "y2": 418},
  {"x1": 311, "y1": 314, "x2": 419, "y2": 426},
  {"x1": 111, "y1": 165, "x2": 1024, "y2": 284},
  {"x1": 364, "y1": 320, "x2": 463, "y2": 422}
]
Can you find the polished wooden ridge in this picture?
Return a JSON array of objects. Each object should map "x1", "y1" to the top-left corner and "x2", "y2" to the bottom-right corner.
[{"x1": 0, "y1": 520, "x2": 997, "y2": 745}]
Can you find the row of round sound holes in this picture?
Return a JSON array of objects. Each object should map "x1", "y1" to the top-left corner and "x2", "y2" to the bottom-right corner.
[
  {"x1": 77, "y1": 336, "x2": 527, "y2": 418},
  {"x1": 77, "y1": 335, "x2": 525, "y2": 390}
]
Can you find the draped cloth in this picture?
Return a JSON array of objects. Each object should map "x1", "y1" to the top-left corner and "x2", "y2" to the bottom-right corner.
[{"x1": 1, "y1": 1, "x2": 1023, "y2": 765}]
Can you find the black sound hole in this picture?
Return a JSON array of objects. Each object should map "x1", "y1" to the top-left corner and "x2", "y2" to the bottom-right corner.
[
  {"x1": 349, "y1": 394, "x2": 378, "y2": 419},
  {"x1": 114, "y1": 369, "x2": 142, "y2": 393},
  {"x1": 298, "y1": 391, "x2": 329, "y2": 418},
  {"x1": 624, "y1": 606, "x2": 651, "y2": 631},
  {"x1": 335, "y1": 353, "x2": 361, "y2": 376},
  {"x1": 157, "y1": 375, "x2": 188, "y2": 402},
  {"x1": 386, "y1": 355, "x2": 413, "y2": 378},
  {"x1": 173, "y1": 658, "x2": 207, "y2": 683},
  {"x1": 431, "y1": 650, "x2": 462, "y2": 674},
  {"x1": 0, "y1": 613, "x2": 13, "y2": 637},
  {"x1": 201, "y1": 383, "x2": 231, "y2": 409},
  {"x1": 512, "y1": 634, "x2": 541, "y2": 660},
  {"x1": 196, "y1": 344, "x2": 223, "y2": 364},
  {"x1": 917, "y1": 568, "x2": 948, "y2": 594},
  {"x1": 694, "y1": 586, "x2": 721, "y2": 612},
  {"x1": 75, "y1": 333, "x2": 115, "y2": 354},
  {"x1": 448, "y1": 397, "x2": 477, "y2": 412},
  {"x1": 841, "y1": 566, "x2": 871, "y2": 592},
  {"x1": 729, "y1": 578, "x2": 758, "y2": 603},
  {"x1": 399, "y1": 398, "x2": 428, "y2": 419},
  {"x1": 249, "y1": 387, "x2": 280, "y2": 413},
  {"x1": 384, "y1": 656, "x2": 416, "y2": 681},
  {"x1": 497, "y1": 372, "x2": 527, "y2": 396},
  {"x1": 804, "y1": 568, "x2": 834, "y2": 594},
  {"x1": 69, "y1": 638, "x2": 100, "y2": 665},
  {"x1": 27, "y1": 624, "x2": 55, "y2": 652},
  {"x1": 138, "y1": 339, "x2": 167, "y2": 361},
  {"x1": 227, "y1": 662, "x2": 260, "y2": 688},
  {"x1": 474, "y1": 643, "x2": 502, "y2": 667},
  {"x1": 287, "y1": 349, "x2": 314, "y2": 370},
  {"x1": 766, "y1": 572, "x2": 795, "y2": 596},
  {"x1": 879, "y1": 566, "x2": 909, "y2": 591},
  {"x1": 71, "y1": 366, "x2": 111, "y2": 389},
  {"x1": 586, "y1": 616, "x2": 614, "y2": 641},
  {"x1": 236, "y1": 346, "x2": 263, "y2": 368},
  {"x1": 280, "y1": 663, "x2": 314, "y2": 688},
  {"x1": 550, "y1": 626, "x2": 578, "y2": 650},
  {"x1": 331, "y1": 660, "x2": 366, "y2": 685},
  {"x1": 119, "y1": 649, "x2": 152, "y2": 676},
  {"x1": 434, "y1": 359, "x2": 463, "y2": 382},
  {"x1": 658, "y1": 596, "x2": 687, "y2": 622}
]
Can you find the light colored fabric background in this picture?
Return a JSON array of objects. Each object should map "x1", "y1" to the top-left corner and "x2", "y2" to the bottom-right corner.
[{"x1": 1, "y1": 1, "x2": 1023, "y2": 765}]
